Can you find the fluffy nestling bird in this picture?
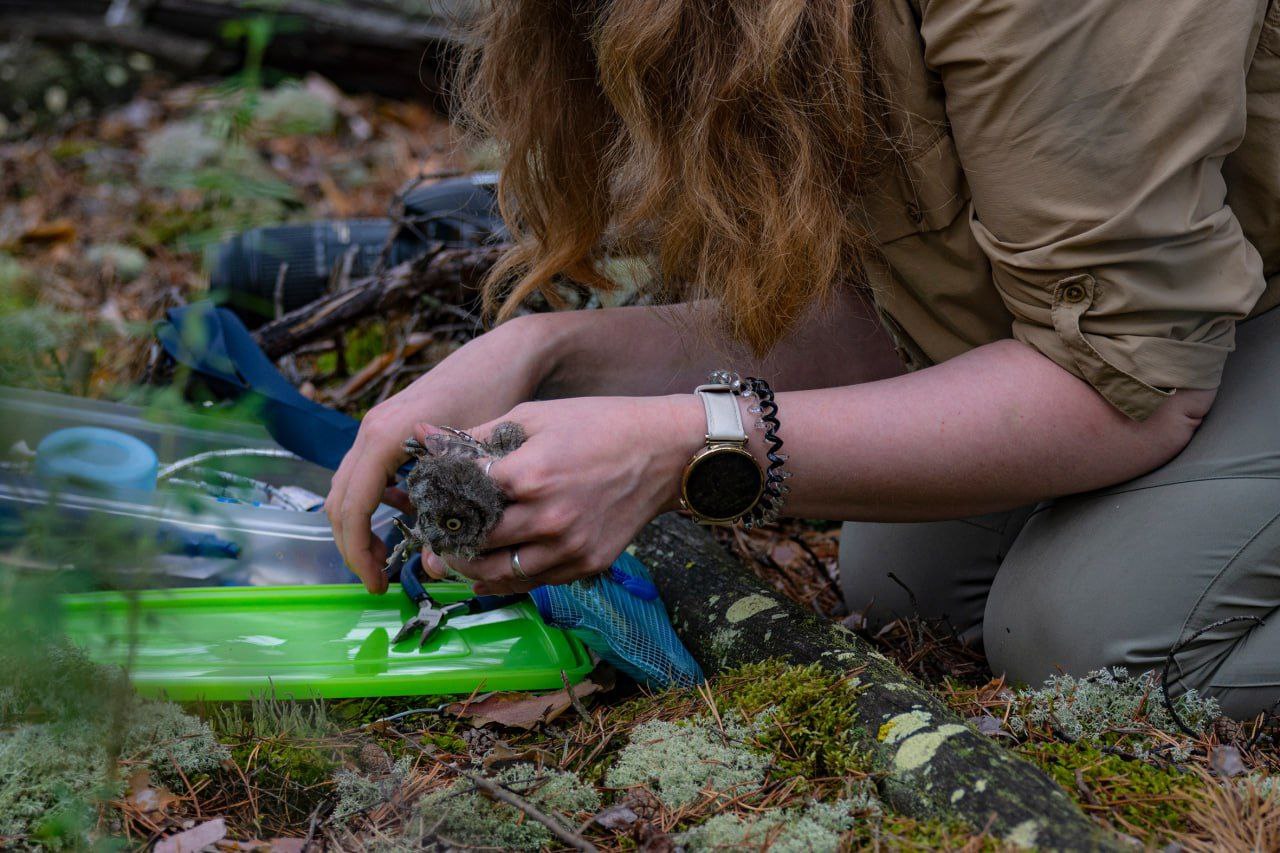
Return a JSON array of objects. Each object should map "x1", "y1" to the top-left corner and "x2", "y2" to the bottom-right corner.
[{"x1": 386, "y1": 421, "x2": 526, "y2": 570}]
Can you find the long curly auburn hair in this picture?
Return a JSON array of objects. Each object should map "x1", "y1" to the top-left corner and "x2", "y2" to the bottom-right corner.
[{"x1": 458, "y1": 0, "x2": 883, "y2": 354}]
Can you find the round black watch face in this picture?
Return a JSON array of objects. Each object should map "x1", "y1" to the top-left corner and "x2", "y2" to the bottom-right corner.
[{"x1": 684, "y1": 448, "x2": 764, "y2": 521}]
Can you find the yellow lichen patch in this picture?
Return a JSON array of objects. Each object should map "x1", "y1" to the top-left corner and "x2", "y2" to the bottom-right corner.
[
  {"x1": 950, "y1": 788, "x2": 965, "y2": 803},
  {"x1": 725, "y1": 594, "x2": 777, "y2": 624},
  {"x1": 877, "y1": 710, "x2": 933, "y2": 745},
  {"x1": 892, "y1": 724, "x2": 968, "y2": 773}
]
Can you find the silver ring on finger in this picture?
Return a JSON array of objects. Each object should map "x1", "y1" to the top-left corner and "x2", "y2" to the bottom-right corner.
[
  {"x1": 510, "y1": 548, "x2": 531, "y2": 582},
  {"x1": 484, "y1": 457, "x2": 497, "y2": 478}
]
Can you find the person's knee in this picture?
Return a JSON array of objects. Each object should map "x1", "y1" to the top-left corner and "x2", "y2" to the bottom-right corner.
[
  {"x1": 983, "y1": 512, "x2": 1280, "y2": 721},
  {"x1": 981, "y1": 526, "x2": 1166, "y2": 688},
  {"x1": 840, "y1": 511, "x2": 1028, "y2": 645}
]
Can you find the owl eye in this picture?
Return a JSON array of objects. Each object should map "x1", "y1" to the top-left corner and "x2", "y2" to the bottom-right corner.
[{"x1": 444, "y1": 517, "x2": 463, "y2": 532}]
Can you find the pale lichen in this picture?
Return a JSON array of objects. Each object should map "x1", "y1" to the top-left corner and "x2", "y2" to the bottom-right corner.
[
  {"x1": 877, "y1": 710, "x2": 933, "y2": 745},
  {"x1": 414, "y1": 763, "x2": 599, "y2": 851},
  {"x1": 725, "y1": 594, "x2": 777, "y2": 624},
  {"x1": 333, "y1": 755, "x2": 414, "y2": 821},
  {"x1": 606, "y1": 714, "x2": 770, "y2": 808},
  {"x1": 1006, "y1": 668, "x2": 1219, "y2": 760},
  {"x1": 678, "y1": 799, "x2": 860, "y2": 852},
  {"x1": 254, "y1": 82, "x2": 337, "y2": 136},
  {"x1": 1003, "y1": 818, "x2": 1043, "y2": 848},
  {"x1": 892, "y1": 724, "x2": 968, "y2": 773},
  {"x1": 709, "y1": 627, "x2": 741, "y2": 664}
]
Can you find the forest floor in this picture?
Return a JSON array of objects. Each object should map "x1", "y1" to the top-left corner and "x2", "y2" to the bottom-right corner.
[{"x1": 1, "y1": 57, "x2": 1278, "y2": 852}]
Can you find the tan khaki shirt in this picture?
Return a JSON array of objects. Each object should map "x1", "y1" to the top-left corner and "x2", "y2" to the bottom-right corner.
[{"x1": 864, "y1": 0, "x2": 1280, "y2": 420}]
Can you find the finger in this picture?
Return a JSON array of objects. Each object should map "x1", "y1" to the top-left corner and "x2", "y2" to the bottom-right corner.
[
  {"x1": 382, "y1": 485, "x2": 413, "y2": 515},
  {"x1": 424, "y1": 549, "x2": 463, "y2": 580},
  {"x1": 339, "y1": 474, "x2": 393, "y2": 594},
  {"x1": 472, "y1": 564, "x2": 598, "y2": 596},
  {"x1": 439, "y1": 542, "x2": 563, "y2": 586},
  {"x1": 478, "y1": 503, "x2": 546, "y2": 550},
  {"x1": 325, "y1": 465, "x2": 350, "y2": 571}
]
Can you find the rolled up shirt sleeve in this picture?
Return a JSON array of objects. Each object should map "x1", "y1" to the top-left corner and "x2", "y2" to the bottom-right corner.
[{"x1": 921, "y1": 0, "x2": 1268, "y2": 419}]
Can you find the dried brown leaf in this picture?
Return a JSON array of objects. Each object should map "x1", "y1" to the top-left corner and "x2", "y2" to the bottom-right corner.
[
  {"x1": 155, "y1": 817, "x2": 228, "y2": 853},
  {"x1": 445, "y1": 678, "x2": 604, "y2": 730}
]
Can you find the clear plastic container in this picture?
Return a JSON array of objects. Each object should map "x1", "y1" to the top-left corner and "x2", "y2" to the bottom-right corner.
[{"x1": 0, "y1": 386, "x2": 395, "y2": 586}]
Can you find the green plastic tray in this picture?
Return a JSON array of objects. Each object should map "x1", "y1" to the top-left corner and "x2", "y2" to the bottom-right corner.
[{"x1": 60, "y1": 584, "x2": 593, "y2": 701}]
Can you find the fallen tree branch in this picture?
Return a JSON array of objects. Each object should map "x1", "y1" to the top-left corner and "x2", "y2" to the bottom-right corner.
[
  {"x1": 635, "y1": 513, "x2": 1121, "y2": 851},
  {"x1": 0, "y1": 0, "x2": 473, "y2": 98},
  {"x1": 0, "y1": 14, "x2": 217, "y2": 71},
  {"x1": 252, "y1": 244, "x2": 503, "y2": 359}
]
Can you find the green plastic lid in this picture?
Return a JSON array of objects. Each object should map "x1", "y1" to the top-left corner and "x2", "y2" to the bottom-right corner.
[{"x1": 60, "y1": 584, "x2": 592, "y2": 701}]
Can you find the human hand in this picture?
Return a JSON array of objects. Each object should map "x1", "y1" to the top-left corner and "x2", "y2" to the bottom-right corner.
[
  {"x1": 421, "y1": 395, "x2": 705, "y2": 594},
  {"x1": 326, "y1": 318, "x2": 550, "y2": 592}
]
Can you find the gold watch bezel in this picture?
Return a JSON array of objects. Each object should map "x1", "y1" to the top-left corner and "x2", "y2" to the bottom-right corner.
[{"x1": 679, "y1": 442, "x2": 766, "y2": 525}]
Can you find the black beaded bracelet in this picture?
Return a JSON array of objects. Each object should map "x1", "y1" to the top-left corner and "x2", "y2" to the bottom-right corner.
[{"x1": 708, "y1": 371, "x2": 791, "y2": 527}]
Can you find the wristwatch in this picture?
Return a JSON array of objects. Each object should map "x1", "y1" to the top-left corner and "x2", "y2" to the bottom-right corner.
[{"x1": 679, "y1": 383, "x2": 766, "y2": 524}]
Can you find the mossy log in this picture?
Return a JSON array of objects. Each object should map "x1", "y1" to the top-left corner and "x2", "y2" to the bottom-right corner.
[{"x1": 635, "y1": 513, "x2": 1121, "y2": 851}]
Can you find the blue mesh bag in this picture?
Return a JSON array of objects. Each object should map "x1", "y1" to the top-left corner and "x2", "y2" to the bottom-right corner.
[{"x1": 529, "y1": 551, "x2": 704, "y2": 688}]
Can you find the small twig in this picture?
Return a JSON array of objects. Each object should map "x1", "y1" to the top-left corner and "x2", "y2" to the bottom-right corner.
[
  {"x1": 367, "y1": 702, "x2": 452, "y2": 726},
  {"x1": 167, "y1": 750, "x2": 200, "y2": 819},
  {"x1": 227, "y1": 753, "x2": 260, "y2": 827},
  {"x1": 301, "y1": 798, "x2": 330, "y2": 852},
  {"x1": 445, "y1": 763, "x2": 598, "y2": 852},
  {"x1": 1161, "y1": 615, "x2": 1265, "y2": 736},
  {"x1": 561, "y1": 669, "x2": 591, "y2": 722}
]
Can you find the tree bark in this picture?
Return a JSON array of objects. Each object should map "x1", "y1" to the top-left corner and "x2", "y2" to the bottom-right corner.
[
  {"x1": 252, "y1": 244, "x2": 501, "y2": 359},
  {"x1": 635, "y1": 514, "x2": 1120, "y2": 851}
]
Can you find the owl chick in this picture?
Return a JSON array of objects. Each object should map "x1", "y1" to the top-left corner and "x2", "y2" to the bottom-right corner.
[{"x1": 386, "y1": 422, "x2": 527, "y2": 570}]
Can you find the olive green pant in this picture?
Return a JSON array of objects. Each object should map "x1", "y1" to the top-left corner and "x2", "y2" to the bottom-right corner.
[{"x1": 840, "y1": 307, "x2": 1280, "y2": 720}]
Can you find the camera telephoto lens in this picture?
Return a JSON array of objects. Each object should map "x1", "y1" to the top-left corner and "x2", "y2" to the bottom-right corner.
[{"x1": 210, "y1": 173, "x2": 503, "y2": 322}]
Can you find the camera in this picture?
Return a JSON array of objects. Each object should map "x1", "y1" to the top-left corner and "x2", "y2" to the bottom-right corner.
[{"x1": 210, "y1": 173, "x2": 504, "y2": 320}]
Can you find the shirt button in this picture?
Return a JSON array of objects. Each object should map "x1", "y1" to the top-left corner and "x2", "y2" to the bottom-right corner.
[
  {"x1": 1062, "y1": 283, "x2": 1088, "y2": 304},
  {"x1": 905, "y1": 202, "x2": 923, "y2": 224}
]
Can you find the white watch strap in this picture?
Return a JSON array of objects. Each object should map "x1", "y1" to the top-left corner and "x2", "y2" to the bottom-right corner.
[{"x1": 695, "y1": 383, "x2": 747, "y2": 442}]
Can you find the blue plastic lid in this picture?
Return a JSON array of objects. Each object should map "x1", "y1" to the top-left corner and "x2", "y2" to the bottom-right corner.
[{"x1": 35, "y1": 427, "x2": 158, "y2": 494}]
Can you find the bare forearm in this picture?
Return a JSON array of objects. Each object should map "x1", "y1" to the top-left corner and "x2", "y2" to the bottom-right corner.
[
  {"x1": 534, "y1": 288, "x2": 902, "y2": 399},
  {"x1": 735, "y1": 340, "x2": 1214, "y2": 520}
]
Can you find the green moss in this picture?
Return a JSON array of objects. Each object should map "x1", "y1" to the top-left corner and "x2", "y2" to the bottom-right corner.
[
  {"x1": 1019, "y1": 741, "x2": 1200, "y2": 840},
  {"x1": 719, "y1": 660, "x2": 870, "y2": 780},
  {"x1": 211, "y1": 696, "x2": 343, "y2": 814},
  {"x1": 862, "y1": 814, "x2": 1000, "y2": 851},
  {"x1": 413, "y1": 763, "x2": 600, "y2": 851},
  {"x1": 606, "y1": 714, "x2": 771, "y2": 808}
]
